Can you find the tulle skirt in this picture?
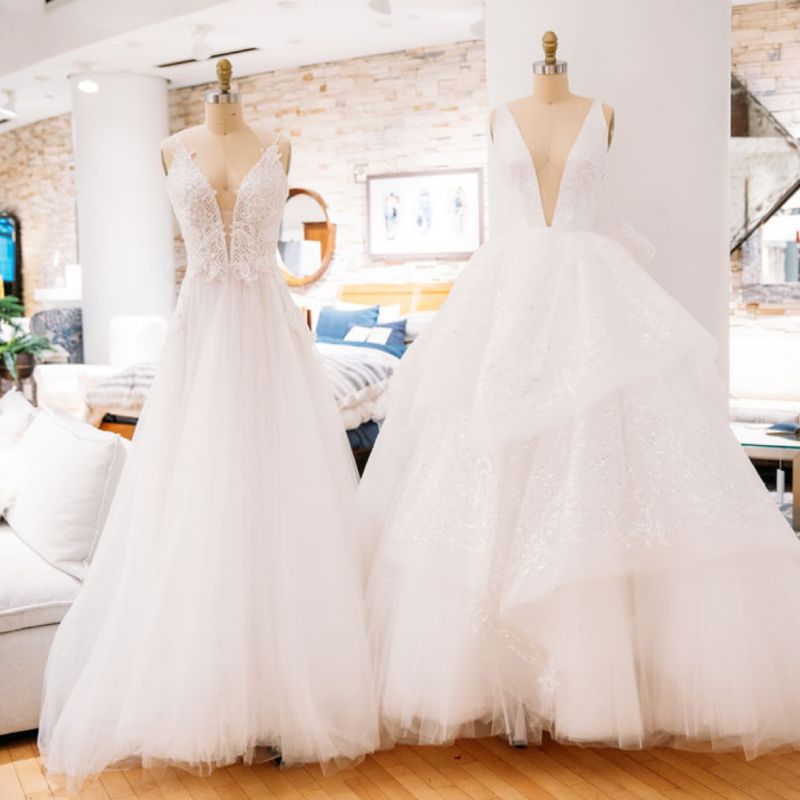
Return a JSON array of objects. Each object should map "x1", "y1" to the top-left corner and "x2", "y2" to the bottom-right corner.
[
  {"x1": 358, "y1": 225, "x2": 800, "y2": 758},
  {"x1": 38, "y1": 269, "x2": 379, "y2": 784}
]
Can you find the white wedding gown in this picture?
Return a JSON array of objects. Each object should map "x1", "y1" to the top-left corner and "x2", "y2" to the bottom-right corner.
[
  {"x1": 39, "y1": 138, "x2": 378, "y2": 783},
  {"x1": 358, "y1": 102, "x2": 800, "y2": 757}
]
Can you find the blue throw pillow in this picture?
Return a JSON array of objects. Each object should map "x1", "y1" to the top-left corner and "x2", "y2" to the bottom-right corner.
[{"x1": 316, "y1": 305, "x2": 379, "y2": 341}]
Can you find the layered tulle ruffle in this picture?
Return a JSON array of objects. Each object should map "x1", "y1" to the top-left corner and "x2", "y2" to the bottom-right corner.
[
  {"x1": 39, "y1": 271, "x2": 379, "y2": 784},
  {"x1": 359, "y1": 225, "x2": 800, "y2": 758}
]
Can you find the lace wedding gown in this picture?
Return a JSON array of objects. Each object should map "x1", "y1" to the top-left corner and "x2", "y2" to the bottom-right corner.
[
  {"x1": 39, "y1": 138, "x2": 378, "y2": 783},
  {"x1": 358, "y1": 102, "x2": 800, "y2": 756}
]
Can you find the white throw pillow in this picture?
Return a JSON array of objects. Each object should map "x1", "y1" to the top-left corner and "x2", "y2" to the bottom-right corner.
[
  {"x1": 5, "y1": 409, "x2": 126, "y2": 580},
  {"x1": 0, "y1": 389, "x2": 36, "y2": 417},
  {"x1": 0, "y1": 391, "x2": 37, "y2": 513}
]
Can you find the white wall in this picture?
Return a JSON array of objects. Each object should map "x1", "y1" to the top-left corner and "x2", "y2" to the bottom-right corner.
[
  {"x1": 485, "y1": 0, "x2": 731, "y2": 369},
  {"x1": 71, "y1": 72, "x2": 175, "y2": 363}
]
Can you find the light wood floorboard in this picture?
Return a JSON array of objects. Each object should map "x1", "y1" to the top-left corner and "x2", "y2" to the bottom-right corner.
[{"x1": 5, "y1": 733, "x2": 800, "y2": 800}]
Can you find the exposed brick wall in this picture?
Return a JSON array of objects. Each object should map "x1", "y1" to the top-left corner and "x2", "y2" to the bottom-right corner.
[
  {"x1": 0, "y1": 113, "x2": 77, "y2": 312},
  {"x1": 731, "y1": 0, "x2": 800, "y2": 310},
  {"x1": 2, "y1": 40, "x2": 486, "y2": 308},
  {"x1": 732, "y1": 0, "x2": 800, "y2": 139},
  {"x1": 169, "y1": 40, "x2": 488, "y2": 299}
]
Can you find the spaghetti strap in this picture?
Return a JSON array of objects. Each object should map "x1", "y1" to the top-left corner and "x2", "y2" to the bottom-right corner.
[{"x1": 176, "y1": 133, "x2": 194, "y2": 157}]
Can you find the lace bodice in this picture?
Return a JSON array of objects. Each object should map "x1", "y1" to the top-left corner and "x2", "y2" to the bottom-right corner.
[
  {"x1": 166, "y1": 140, "x2": 288, "y2": 282},
  {"x1": 491, "y1": 101, "x2": 608, "y2": 233}
]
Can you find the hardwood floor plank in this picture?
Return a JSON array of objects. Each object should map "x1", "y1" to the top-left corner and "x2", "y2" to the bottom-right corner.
[
  {"x1": 78, "y1": 775, "x2": 113, "y2": 799},
  {"x1": 707, "y1": 759, "x2": 800, "y2": 800},
  {"x1": 0, "y1": 757, "x2": 28, "y2": 800},
  {"x1": 637, "y1": 751, "x2": 741, "y2": 800},
  {"x1": 537, "y1": 741, "x2": 644, "y2": 800},
  {"x1": 351, "y1": 755, "x2": 422, "y2": 800},
  {"x1": 12, "y1": 744, "x2": 53, "y2": 798},
  {"x1": 411, "y1": 744, "x2": 498, "y2": 800},
  {"x1": 593, "y1": 749, "x2": 677, "y2": 794},
  {"x1": 99, "y1": 770, "x2": 136, "y2": 799},
  {"x1": 477, "y1": 738, "x2": 614, "y2": 800},
  {"x1": 226, "y1": 764, "x2": 277, "y2": 800},
  {"x1": 384, "y1": 761, "x2": 452, "y2": 800},
  {"x1": 7, "y1": 733, "x2": 800, "y2": 800}
]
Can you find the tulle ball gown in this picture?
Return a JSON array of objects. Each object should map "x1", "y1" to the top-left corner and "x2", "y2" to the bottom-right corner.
[
  {"x1": 39, "y1": 137, "x2": 378, "y2": 783},
  {"x1": 358, "y1": 100, "x2": 800, "y2": 757}
]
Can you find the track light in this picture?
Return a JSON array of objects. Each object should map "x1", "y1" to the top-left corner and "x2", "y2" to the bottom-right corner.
[
  {"x1": 191, "y1": 25, "x2": 214, "y2": 61},
  {"x1": 368, "y1": 0, "x2": 392, "y2": 15},
  {"x1": 0, "y1": 90, "x2": 17, "y2": 120}
]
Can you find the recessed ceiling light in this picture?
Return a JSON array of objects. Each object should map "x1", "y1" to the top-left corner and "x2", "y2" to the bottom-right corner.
[
  {"x1": 286, "y1": 37, "x2": 303, "y2": 45},
  {"x1": 77, "y1": 78, "x2": 100, "y2": 94},
  {"x1": 125, "y1": 40, "x2": 144, "y2": 49},
  {"x1": 0, "y1": 90, "x2": 17, "y2": 120},
  {"x1": 368, "y1": 0, "x2": 392, "y2": 14},
  {"x1": 278, "y1": 0, "x2": 298, "y2": 8},
  {"x1": 34, "y1": 75, "x2": 49, "y2": 82}
]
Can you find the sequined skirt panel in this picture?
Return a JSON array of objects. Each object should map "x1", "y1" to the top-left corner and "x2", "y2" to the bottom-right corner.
[{"x1": 358, "y1": 225, "x2": 800, "y2": 756}]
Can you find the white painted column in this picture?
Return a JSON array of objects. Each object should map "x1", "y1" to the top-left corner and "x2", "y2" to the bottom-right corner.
[
  {"x1": 71, "y1": 72, "x2": 174, "y2": 363},
  {"x1": 485, "y1": 0, "x2": 731, "y2": 370}
]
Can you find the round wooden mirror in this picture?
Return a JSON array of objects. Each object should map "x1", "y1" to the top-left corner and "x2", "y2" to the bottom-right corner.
[{"x1": 278, "y1": 188, "x2": 336, "y2": 287}]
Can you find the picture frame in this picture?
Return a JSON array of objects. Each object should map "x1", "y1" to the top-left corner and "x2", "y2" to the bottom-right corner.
[{"x1": 366, "y1": 168, "x2": 483, "y2": 260}]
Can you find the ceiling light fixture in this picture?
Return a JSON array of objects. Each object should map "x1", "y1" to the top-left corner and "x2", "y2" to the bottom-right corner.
[
  {"x1": 0, "y1": 90, "x2": 17, "y2": 120},
  {"x1": 191, "y1": 25, "x2": 214, "y2": 61},
  {"x1": 77, "y1": 78, "x2": 100, "y2": 94},
  {"x1": 368, "y1": 0, "x2": 392, "y2": 15}
]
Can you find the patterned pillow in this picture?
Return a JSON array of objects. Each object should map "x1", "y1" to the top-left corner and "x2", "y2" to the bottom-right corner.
[{"x1": 341, "y1": 320, "x2": 407, "y2": 358}]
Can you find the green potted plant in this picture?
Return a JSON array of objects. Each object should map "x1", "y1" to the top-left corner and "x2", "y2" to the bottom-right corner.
[{"x1": 0, "y1": 296, "x2": 52, "y2": 385}]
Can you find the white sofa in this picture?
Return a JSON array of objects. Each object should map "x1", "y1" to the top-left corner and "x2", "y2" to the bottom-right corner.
[
  {"x1": 0, "y1": 523, "x2": 80, "y2": 735},
  {"x1": 0, "y1": 392, "x2": 127, "y2": 735}
]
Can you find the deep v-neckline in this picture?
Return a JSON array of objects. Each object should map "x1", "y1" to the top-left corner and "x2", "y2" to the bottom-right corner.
[
  {"x1": 503, "y1": 100, "x2": 597, "y2": 228},
  {"x1": 169, "y1": 140, "x2": 282, "y2": 262}
]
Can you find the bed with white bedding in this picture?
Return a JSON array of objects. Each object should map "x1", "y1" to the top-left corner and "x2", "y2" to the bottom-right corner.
[
  {"x1": 85, "y1": 342, "x2": 400, "y2": 441},
  {"x1": 83, "y1": 285, "x2": 450, "y2": 468}
]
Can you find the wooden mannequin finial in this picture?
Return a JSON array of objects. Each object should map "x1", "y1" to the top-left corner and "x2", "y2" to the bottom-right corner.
[
  {"x1": 542, "y1": 31, "x2": 558, "y2": 66},
  {"x1": 216, "y1": 58, "x2": 232, "y2": 93}
]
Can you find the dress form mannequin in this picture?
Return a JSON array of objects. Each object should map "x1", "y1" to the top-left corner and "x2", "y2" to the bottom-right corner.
[
  {"x1": 161, "y1": 59, "x2": 291, "y2": 246},
  {"x1": 491, "y1": 31, "x2": 614, "y2": 227}
]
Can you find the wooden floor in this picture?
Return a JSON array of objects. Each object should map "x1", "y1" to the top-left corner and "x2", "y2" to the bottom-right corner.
[{"x1": 5, "y1": 732, "x2": 800, "y2": 800}]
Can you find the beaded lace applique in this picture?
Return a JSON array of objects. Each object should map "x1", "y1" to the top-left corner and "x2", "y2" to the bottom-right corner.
[{"x1": 166, "y1": 141, "x2": 288, "y2": 283}]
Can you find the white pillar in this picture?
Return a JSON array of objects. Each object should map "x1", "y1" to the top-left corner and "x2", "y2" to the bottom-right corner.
[
  {"x1": 485, "y1": 0, "x2": 731, "y2": 369},
  {"x1": 71, "y1": 72, "x2": 174, "y2": 363}
]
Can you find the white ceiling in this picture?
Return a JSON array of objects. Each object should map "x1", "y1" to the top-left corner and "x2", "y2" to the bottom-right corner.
[{"x1": 0, "y1": 0, "x2": 483, "y2": 134}]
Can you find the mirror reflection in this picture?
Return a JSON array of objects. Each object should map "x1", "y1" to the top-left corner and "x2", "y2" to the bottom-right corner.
[{"x1": 278, "y1": 188, "x2": 336, "y2": 286}]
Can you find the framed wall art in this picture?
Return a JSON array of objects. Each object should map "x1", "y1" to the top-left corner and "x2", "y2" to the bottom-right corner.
[{"x1": 367, "y1": 168, "x2": 483, "y2": 260}]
